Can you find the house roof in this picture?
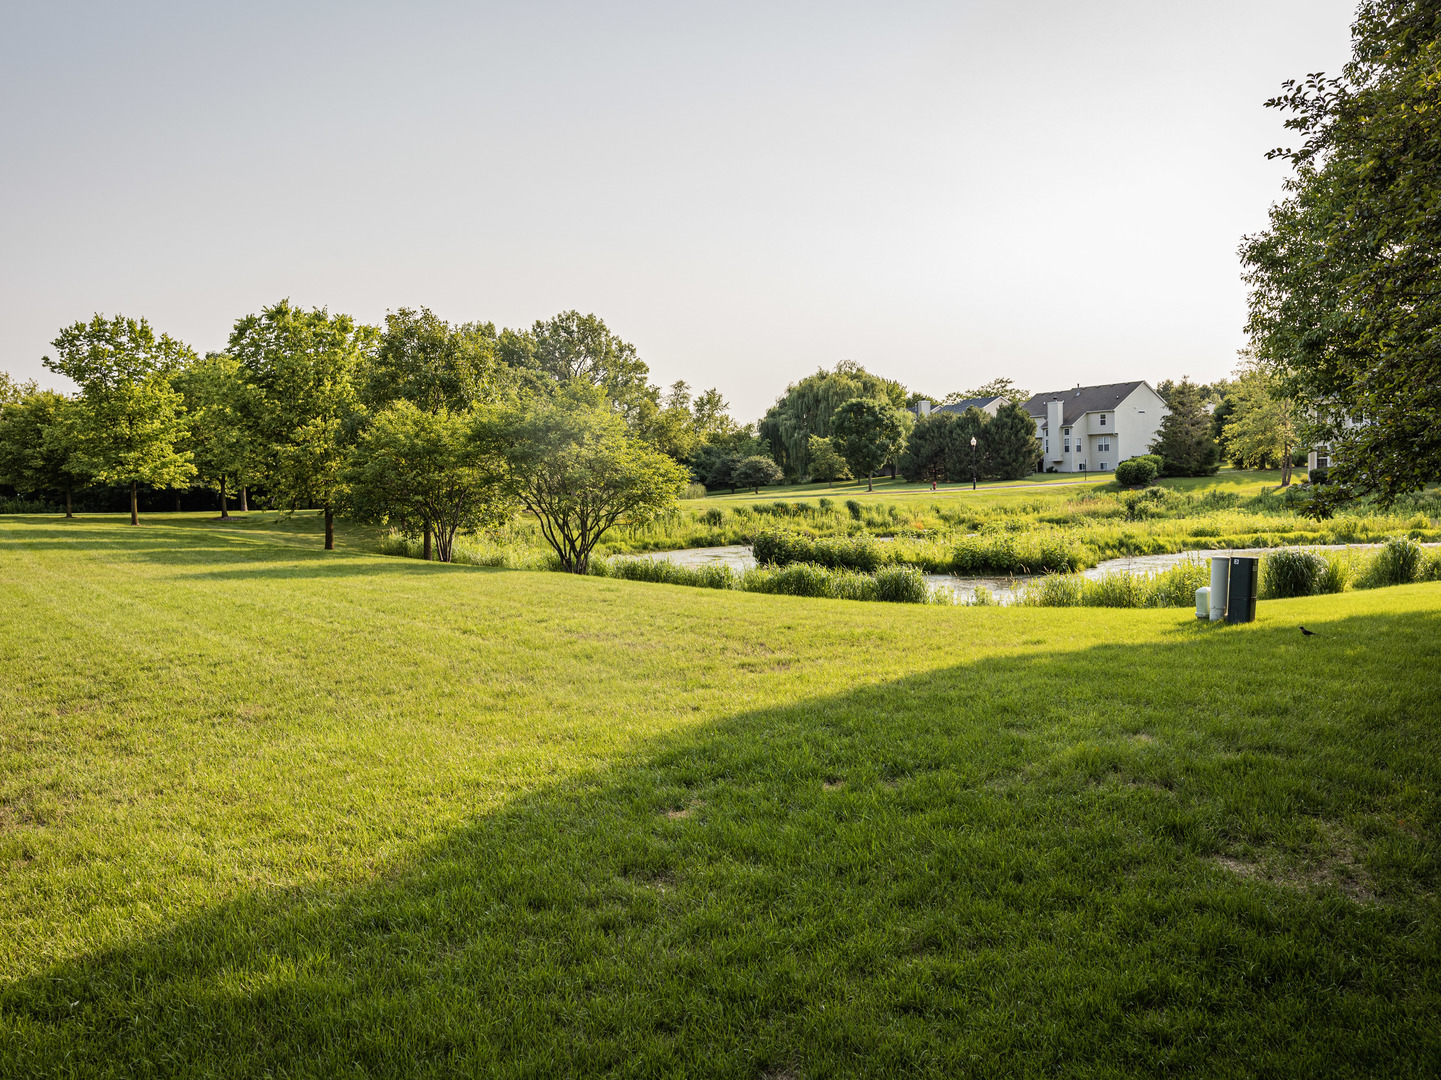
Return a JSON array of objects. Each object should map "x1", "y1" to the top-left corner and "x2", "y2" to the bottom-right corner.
[
  {"x1": 933, "y1": 395, "x2": 1004, "y2": 415},
  {"x1": 1022, "y1": 381, "x2": 1149, "y2": 427}
]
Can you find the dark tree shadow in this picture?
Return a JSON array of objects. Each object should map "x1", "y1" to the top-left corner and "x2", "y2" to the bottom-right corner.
[{"x1": 2, "y1": 611, "x2": 1439, "y2": 1078}]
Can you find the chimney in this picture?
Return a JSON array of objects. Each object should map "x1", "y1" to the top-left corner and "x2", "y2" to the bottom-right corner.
[
  {"x1": 918, "y1": 399, "x2": 931, "y2": 417},
  {"x1": 1074, "y1": 384, "x2": 1081, "y2": 398}
]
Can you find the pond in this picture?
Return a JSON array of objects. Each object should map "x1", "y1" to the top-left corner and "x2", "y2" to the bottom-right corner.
[{"x1": 629, "y1": 542, "x2": 1415, "y2": 604}]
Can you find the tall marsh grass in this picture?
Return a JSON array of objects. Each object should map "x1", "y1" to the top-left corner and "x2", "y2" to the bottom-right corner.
[{"x1": 594, "y1": 556, "x2": 937, "y2": 603}]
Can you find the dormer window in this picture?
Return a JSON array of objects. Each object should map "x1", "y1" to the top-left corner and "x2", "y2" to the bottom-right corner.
[{"x1": 1099, "y1": 414, "x2": 1107, "y2": 427}]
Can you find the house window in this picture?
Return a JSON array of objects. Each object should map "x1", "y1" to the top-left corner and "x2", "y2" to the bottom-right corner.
[
  {"x1": 1099, "y1": 414, "x2": 1107, "y2": 427},
  {"x1": 1100, "y1": 462, "x2": 1108, "y2": 470},
  {"x1": 1064, "y1": 438, "x2": 1070, "y2": 453},
  {"x1": 1044, "y1": 439, "x2": 1049, "y2": 453},
  {"x1": 1062, "y1": 427, "x2": 1070, "y2": 435},
  {"x1": 1317, "y1": 455, "x2": 1329, "y2": 469},
  {"x1": 1098, "y1": 440, "x2": 1111, "y2": 453}
]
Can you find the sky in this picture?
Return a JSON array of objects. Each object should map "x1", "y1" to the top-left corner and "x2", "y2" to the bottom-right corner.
[{"x1": 1, "y1": 0, "x2": 1359, "y2": 422}]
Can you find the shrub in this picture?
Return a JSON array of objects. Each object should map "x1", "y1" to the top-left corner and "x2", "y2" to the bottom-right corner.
[
  {"x1": 0, "y1": 496, "x2": 59, "y2": 514},
  {"x1": 752, "y1": 528, "x2": 883, "y2": 572},
  {"x1": 1317, "y1": 551, "x2": 1353, "y2": 593},
  {"x1": 845, "y1": 499, "x2": 863, "y2": 520},
  {"x1": 699, "y1": 507, "x2": 724, "y2": 527},
  {"x1": 1261, "y1": 548, "x2": 1328, "y2": 599},
  {"x1": 1115, "y1": 457, "x2": 1159, "y2": 488},
  {"x1": 1422, "y1": 549, "x2": 1441, "y2": 582},
  {"x1": 742, "y1": 562, "x2": 874, "y2": 601},
  {"x1": 1018, "y1": 574, "x2": 1084, "y2": 607},
  {"x1": 683, "y1": 482, "x2": 707, "y2": 500},
  {"x1": 1308, "y1": 466, "x2": 1330, "y2": 486},
  {"x1": 1360, "y1": 536, "x2": 1423, "y2": 587},
  {"x1": 1141, "y1": 558, "x2": 1210, "y2": 607},
  {"x1": 949, "y1": 531, "x2": 1083, "y2": 575},
  {"x1": 873, "y1": 565, "x2": 931, "y2": 603},
  {"x1": 818, "y1": 497, "x2": 834, "y2": 511},
  {"x1": 595, "y1": 557, "x2": 736, "y2": 590}
]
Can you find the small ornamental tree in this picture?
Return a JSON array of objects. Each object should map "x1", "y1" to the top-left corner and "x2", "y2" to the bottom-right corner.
[
  {"x1": 733, "y1": 454, "x2": 783, "y2": 494},
  {"x1": 1150, "y1": 379, "x2": 1220, "y2": 477},
  {"x1": 1222, "y1": 366, "x2": 1301, "y2": 484},
  {"x1": 43, "y1": 315, "x2": 196, "y2": 525},
  {"x1": 985, "y1": 401, "x2": 1042, "y2": 481},
  {"x1": 1114, "y1": 457, "x2": 1159, "y2": 487},
  {"x1": 476, "y1": 390, "x2": 689, "y2": 573},
  {"x1": 805, "y1": 436, "x2": 851, "y2": 483},
  {"x1": 831, "y1": 398, "x2": 906, "y2": 491},
  {"x1": 346, "y1": 402, "x2": 510, "y2": 562}
]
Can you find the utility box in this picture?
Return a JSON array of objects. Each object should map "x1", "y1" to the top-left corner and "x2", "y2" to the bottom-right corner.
[
  {"x1": 1195, "y1": 586, "x2": 1210, "y2": 619},
  {"x1": 1225, "y1": 556, "x2": 1259, "y2": 624},
  {"x1": 1209, "y1": 557, "x2": 1230, "y2": 621}
]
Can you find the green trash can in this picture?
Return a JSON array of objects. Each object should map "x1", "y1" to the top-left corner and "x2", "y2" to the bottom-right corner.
[{"x1": 1225, "y1": 556, "x2": 1258, "y2": 624}]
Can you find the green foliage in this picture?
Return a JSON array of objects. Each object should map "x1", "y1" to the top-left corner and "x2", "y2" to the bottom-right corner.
[
  {"x1": 1221, "y1": 366, "x2": 1301, "y2": 482},
  {"x1": 943, "y1": 531, "x2": 1084, "y2": 575},
  {"x1": 1241, "y1": 1, "x2": 1441, "y2": 503},
  {"x1": 476, "y1": 390, "x2": 689, "y2": 573},
  {"x1": 43, "y1": 314, "x2": 197, "y2": 524},
  {"x1": 173, "y1": 352, "x2": 260, "y2": 516},
  {"x1": 831, "y1": 398, "x2": 907, "y2": 491},
  {"x1": 229, "y1": 300, "x2": 377, "y2": 547},
  {"x1": 683, "y1": 482, "x2": 708, "y2": 500},
  {"x1": 365, "y1": 306, "x2": 499, "y2": 414},
  {"x1": 898, "y1": 411, "x2": 954, "y2": 484},
  {"x1": 0, "y1": 390, "x2": 87, "y2": 515},
  {"x1": 1261, "y1": 549, "x2": 1329, "y2": 599},
  {"x1": 731, "y1": 455, "x2": 783, "y2": 494},
  {"x1": 805, "y1": 435, "x2": 851, "y2": 482},
  {"x1": 345, "y1": 403, "x2": 510, "y2": 562},
  {"x1": 752, "y1": 529, "x2": 883, "y2": 573},
  {"x1": 758, "y1": 360, "x2": 908, "y2": 478},
  {"x1": 985, "y1": 401, "x2": 1042, "y2": 481},
  {"x1": 1019, "y1": 560, "x2": 1209, "y2": 608},
  {"x1": 1114, "y1": 457, "x2": 1159, "y2": 487},
  {"x1": 845, "y1": 498, "x2": 863, "y2": 520},
  {"x1": 1359, "y1": 536, "x2": 1424, "y2": 588},
  {"x1": 1150, "y1": 379, "x2": 1219, "y2": 477}
]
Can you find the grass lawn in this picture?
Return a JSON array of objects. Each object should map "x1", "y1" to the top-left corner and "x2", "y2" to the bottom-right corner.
[{"x1": 1, "y1": 513, "x2": 1439, "y2": 1077}]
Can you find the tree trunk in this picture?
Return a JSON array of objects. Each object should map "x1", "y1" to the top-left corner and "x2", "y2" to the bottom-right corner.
[
  {"x1": 324, "y1": 506, "x2": 334, "y2": 550},
  {"x1": 175, "y1": 492, "x2": 182, "y2": 513},
  {"x1": 867, "y1": 473, "x2": 874, "y2": 492},
  {"x1": 240, "y1": 486, "x2": 249, "y2": 512},
  {"x1": 220, "y1": 476, "x2": 229, "y2": 519},
  {"x1": 64, "y1": 484, "x2": 72, "y2": 518},
  {"x1": 131, "y1": 482, "x2": 140, "y2": 526},
  {"x1": 423, "y1": 524, "x2": 432, "y2": 561}
]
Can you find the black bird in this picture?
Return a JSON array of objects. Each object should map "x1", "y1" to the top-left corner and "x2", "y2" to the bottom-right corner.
[{"x1": 1300, "y1": 626, "x2": 1317, "y2": 636}]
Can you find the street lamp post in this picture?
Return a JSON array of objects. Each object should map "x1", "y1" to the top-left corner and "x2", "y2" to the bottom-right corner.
[{"x1": 970, "y1": 435, "x2": 978, "y2": 491}]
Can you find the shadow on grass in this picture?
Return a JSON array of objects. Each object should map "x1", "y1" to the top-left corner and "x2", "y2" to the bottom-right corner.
[{"x1": 3, "y1": 611, "x2": 1439, "y2": 1078}]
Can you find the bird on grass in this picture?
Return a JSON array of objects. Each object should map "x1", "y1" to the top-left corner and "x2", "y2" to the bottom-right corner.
[{"x1": 1300, "y1": 626, "x2": 1317, "y2": 637}]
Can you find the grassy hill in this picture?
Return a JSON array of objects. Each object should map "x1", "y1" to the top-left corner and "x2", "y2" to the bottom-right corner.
[{"x1": 1, "y1": 513, "x2": 1438, "y2": 1077}]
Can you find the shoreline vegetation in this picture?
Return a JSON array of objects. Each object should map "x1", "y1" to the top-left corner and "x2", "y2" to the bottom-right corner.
[{"x1": 374, "y1": 473, "x2": 1441, "y2": 607}]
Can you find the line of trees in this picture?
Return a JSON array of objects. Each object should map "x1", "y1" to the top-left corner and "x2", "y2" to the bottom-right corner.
[
  {"x1": 896, "y1": 402, "x2": 1041, "y2": 487},
  {"x1": 0, "y1": 305, "x2": 707, "y2": 570}
]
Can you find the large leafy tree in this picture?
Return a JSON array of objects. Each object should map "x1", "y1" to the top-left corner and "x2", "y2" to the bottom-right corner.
[
  {"x1": 346, "y1": 402, "x2": 510, "y2": 562},
  {"x1": 498, "y1": 311, "x2": 655, "y2": 421},
  {"x1": 1150, "y1": 379, "x2": 1220, "y2": 477},
  {"x1": 43, "y1": 315, "x2": 196, "y2": 525},
  {"x1": 732, "y1": 454, "x2": 783, "y2": 494},
  {"x1": 228, "y1": 300, "x2": 377, "y2": 550},
  {"x1": 942, "y1": 406, "x2": 991, "y2": 484},
  {"x1": 759, "y1": 361, "x2": 907, "y2": 479},
  {"x1": 365, "y1": 307, "x2": 499, "y2": 415},
  {"x1": 1240, "y1": 0, "x2": 1441, "y2": 503},
  {"x1": 986, "y1": 401, "x2": 1043, "y2": 481},
  {"x1": 831, "y1": 398, "x2": 907, "y2": 491},
  {"x1": 1, "y1": 372, "x2": 38, "y2": 404},
  {"x1": 173, "y1": 353, "x2": 260, "y2": 518},
  {"x1": 0, "y1": 390, "x2": 88, "y2": 516},
  {"x1": 476, "y1": 388, "x2": 689, "y2": 573},
  {"x1": 1222, "y1": 366, "x2": 1302, "y2": 482},
  {"x1": 898, "y1": 412, "x2": 956, "y2": 487},
  {"x1": 805, "y1": 435, "x2": 851, "y2": 483}
]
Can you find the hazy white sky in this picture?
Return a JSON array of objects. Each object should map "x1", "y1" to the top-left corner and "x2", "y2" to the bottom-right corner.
[{"x1": 1, "y1": 0, "x2": 1358, "y2": 420}]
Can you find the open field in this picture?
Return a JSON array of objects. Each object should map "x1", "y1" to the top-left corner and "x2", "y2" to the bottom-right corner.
[{"x1": 2, "y1": 513, "x2": 1440, "y2": 1077}]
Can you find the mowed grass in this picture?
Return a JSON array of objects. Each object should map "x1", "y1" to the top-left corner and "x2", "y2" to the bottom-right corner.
[{"x1": 1, "y1": 513, "x2": 1439, "y2": 1078}]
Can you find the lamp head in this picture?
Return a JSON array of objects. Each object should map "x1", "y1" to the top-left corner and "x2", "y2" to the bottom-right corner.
[{"x1": 970, "y1": 436, "x2": 977, "y2": 447}]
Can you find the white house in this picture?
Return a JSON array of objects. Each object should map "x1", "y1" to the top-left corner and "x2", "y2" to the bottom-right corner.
[
  {"x1": 1021, "y1": 381, "x2": 1169, "y2": 473},
  {"x1": 912, "y1": 395, "x2": 1007, "y2": 419}
]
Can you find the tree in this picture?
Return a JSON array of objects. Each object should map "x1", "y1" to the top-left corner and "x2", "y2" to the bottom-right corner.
[
  {"x1": 1149, "y1": 379, "x2": 1219, "y2": 477},
  {"x1": 0, "y1": 391, "x2": 88, "y2": 516},
  {"x1": 1, "y1": 372, "x2": 38, "y2": 404},
  {"x1": 365, "y1": 307, "x2": 499, "y2": 415},
  {"x1": 173, "y1": 353, "x2": 259, "y2": 519},
  {"x1": 733, "y1": 454, "x2": 783, "y2": 494},
  {"x1": 759, "y1": 361, "x2": 907, "y2": 479},
  {"x1": 944, "y1": 377, "x2": 1029, "y2": 405},
  {"x1": 1222, "y1": 367, "x2": 1302, "y2": 484},
  {"x1": 228, "y1": 300, "x2": 377, "y2": 550},
  {"x1": 898, "y1": 412, "x2": 955, "y2": 487},
  {"x1": 498, "y1": 311, "x2": 655, "y2": 421},
  {"x1": 476, "y1": 389, "x2": 688, "y2": 573},
  {"x1": 346, "y1": 403, "x2": 510, "y2": 562},
  {"x1": 805, "y1": 436, "x2": 852, "y2": 483},
  {"x1": 1240, "y1": 0, "x2": 1441, "y2": 503},
  {"x1": 985, "y1": 401, "x2": 1042, "y2": 481},
  {"x1": 831, "y1": 398, "x2": 907, "y2": 491},
  {"x1": 43, "y1": 315, "x2": 196, "y2": 525},
  {"x1": 942, "y1": 406, "x2": 990, "y2": 484}
]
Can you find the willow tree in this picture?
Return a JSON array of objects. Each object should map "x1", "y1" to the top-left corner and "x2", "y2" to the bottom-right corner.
[{"x1": 758, "y1": 361, "x2": 907, "y2": 479}]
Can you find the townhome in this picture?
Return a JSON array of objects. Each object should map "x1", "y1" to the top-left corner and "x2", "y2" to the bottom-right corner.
[
  {"x1": 911, "y1": 395, "x2": 1007, "y2": 418},
  {"x1": 1021, "y1": 381, "x2": 1169, "y2": 473}
]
